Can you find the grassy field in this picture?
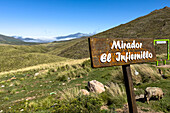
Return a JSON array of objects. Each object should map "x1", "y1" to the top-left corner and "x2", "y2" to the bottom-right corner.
[
  {"x1": 0, "y1": 7, "x2": 170, "y2": 112},
  {"x1": 0, "y1": 59, "x2": 169, "y2": 112},
  {"x1": 136, "y1": 79, "x2": 170, "y2": 112},
  {"x1": 0, "y1": 38, "x2": 83, "y2": 72}
]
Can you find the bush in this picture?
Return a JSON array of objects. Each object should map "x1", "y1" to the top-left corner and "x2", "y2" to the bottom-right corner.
[
  {"x1": 52, "y1": 95, "x2": 103, "y2": 113},
  {"x1": 10, "y1": 89, "x2": 17, "y2": 95},
  {"x1": 100, "y1": 83, "x2": 127, "y2": 109},
  {"x1": 14, "y1": 81, "x2": 21, "y2": 86},
  {"x1": 134, "y1": 89, "x2": 144, "y2": 96},
  {"x1": 28, "y1": 101, "x2": 38, "y2": 109},
  {"x1": 4, "y1": 96, "x2": 9, "y2": 101},
  {"x1": 56, "y1": 75, "x2": 68, "y2": 82},
  {"x1": 0, "y1": 89, "x2": 5, "y2": 94},
  {"x1": 65, "y1": 64, "x2": 70, "y2": 70},
  {"x1": 57, "y1": 87, "x2": 81, "y2": 101}
]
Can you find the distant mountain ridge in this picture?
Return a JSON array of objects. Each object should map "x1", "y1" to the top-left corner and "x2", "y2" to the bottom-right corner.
[
  {"x1": 0, "y1": 34, "x2": 24, "y2": 44},
  {"x1": 12, "y1": 33, "x2": 93, "y2": 43},
  {"x1": 55, "y1": 33, "x2": 92, "y2": 41},
  {"x1": 13, "y1": 36, "x2": 50, "y2": 43}
]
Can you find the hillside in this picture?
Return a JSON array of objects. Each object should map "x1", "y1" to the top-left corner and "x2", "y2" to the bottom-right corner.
[
  {"x1": 0, "y1": 58, "x2": 169, "y2": 112},
  {"x1": 0, "y1": 38, "x2": 84, "y2": 72},
  {"x1": 58, "y1": 7, "x2": 170, "y2": 59},
  {"x1": 0, "y1": 7, "x2": 170, "y2": 71},
  {"x1": 0, "y1": 34, "x2": 24, "y2": 44},
  {"x1": 0, "y1": 34, "x2": 43, "y2": 45}
]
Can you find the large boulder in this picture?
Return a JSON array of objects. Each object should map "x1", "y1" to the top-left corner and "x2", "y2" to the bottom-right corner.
[
  {"x1": 88, "y1": 80, "x2": 105, "y2": 93},
  {"x1": 144, "y1": 87, "x2": 164, "y2": 104}
]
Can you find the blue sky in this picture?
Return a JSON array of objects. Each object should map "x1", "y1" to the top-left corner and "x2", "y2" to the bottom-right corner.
[{"x1": 0, "y1": 0, "x2": 170, "y2": 40}]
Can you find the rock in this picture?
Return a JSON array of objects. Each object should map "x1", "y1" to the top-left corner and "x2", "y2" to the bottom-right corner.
[
  {"x1": 135, "y1": 70, "x2": 139, "y2": 75},
  {"x1": 9, "y1": 83, "x2": 14, "y2": 87},
  {"x1": 115, "y1": 108, "x2": 123, "y2": 113},
  {"x1": 11, "y1": 77, "x2": 16, "y2": 80},
  {"x1": 34, "y1": 73, "x2": 39, "y2": 76},
  {"x1": 145, "y1": 87, "x2": 164, "y2": 104},
  {"x1": 135, "y1": 94, "x2": 144, "y2": 100},
  {"x1": 100, "y1": 105, "x2": 109, "y2": 110},
  {"x1": 76, "y1": 84, "x2": 81, "y2": 86},
  {"x1": 7, "y1": 77, "x2": 16, "y2": 81},
  {"x1": 80, "y1": 89, "x2": 89, "y2": 95},
  {"x1": 26, "y1": 74, "x2": 31, "y2": 77},
  {"x1": 88, "y1": 80, "x2": 105, "y2": 93}
]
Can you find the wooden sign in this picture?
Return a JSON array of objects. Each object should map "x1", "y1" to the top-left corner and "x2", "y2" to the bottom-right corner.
[
  {"x1": 88, "y1": 37, "x2": 157, "y2": 113},
  {"x1": 89, "y1": 38, "x2": 156, "y2": 68}
]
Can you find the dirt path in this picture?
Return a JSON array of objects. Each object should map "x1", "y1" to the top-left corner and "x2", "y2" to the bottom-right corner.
[{"x1": 0, "y1": 58, "x2": 89, "y2": 77}]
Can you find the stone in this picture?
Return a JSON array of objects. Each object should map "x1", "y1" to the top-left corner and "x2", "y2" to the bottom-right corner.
[
  {"x1": 34, "y1": 73, "x2": 39, "y2": 76},
  {"x1": 135, "y1": 70, "x2": 139, "y2": 75},
  {"x1": 135, "y1": 94, "x2": 144, "y2": 100},
  {"x1": 100, "y1": 105, "x2": 109, "y2": 110},
  {"x1": 80, "y1": 89, "x2": 89, "y2": 95},
  {"x1": 88, "y1": 80, "x2": 105, "y2": 93}
]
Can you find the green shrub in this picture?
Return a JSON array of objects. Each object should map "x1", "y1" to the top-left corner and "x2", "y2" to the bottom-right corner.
[
  {"x1": 4, "y1": 96, "x2": 9, "y2": 101},
  {"x1": 82, "y1": 60, "x2": 91, "y2": 68},
  {"x1": 0, "y1": 89, "x2": 5, "y2": 94},
  {"x1": 14, "y1": 81, "x2": 21, "y2": 86},
  {"x1": 134, "y1": 89, "x2": 144, "y2": 96},
  {"x1": 57, "y1": 87, "x2": 81, "y2": 101},
  {"x1": 60, "y1": 66, "x2": 66, "y2": 71},
  {"x1": 72, "y1": 65, "x2": 77, "y2": 69},
  {"x1": 100, "y1": 83, "x2": 127, "y2": 109},
  {"x1": 85, "y1": 67, "x2": 91, "y2": 72},
  {"x1": 28, "y1": 101, "x2": 38, "y2": 109},
  {"x1": 10, "y1": 89, "x2": 17, "y2": 95},
  {"x1": 49, "y1": 69, "x2": 55, "y2": 72},
  {"x1": 70, "y1": 71, "x2": 76, "y2": 78},
  {"x1": 52, "y1": 95, "x2": 103, "y2": 113},
  {"x1": 56, "y1": 75, "x2": 68, "y2": 82},
  {"x1": 65, "y1": 64, "x2": 70, "y2": 70}
]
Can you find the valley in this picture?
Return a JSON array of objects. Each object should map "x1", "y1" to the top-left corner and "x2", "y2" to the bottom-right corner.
[{"x1": 0, "y1": 7, "x2": 170, "y2": 113}]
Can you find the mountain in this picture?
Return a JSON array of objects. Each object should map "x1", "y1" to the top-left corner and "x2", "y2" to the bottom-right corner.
[
  {"x1": 55, "y1": 33, "x2": 92, "y2": 41},
  {"x1": 58, "y1": 6, "x2": 170, "y2": 59},
  {"x1": 0, "y1": 34, "x2": 25, "y2": 44},
  {"x1": 13, "y1": 36, "x2": 51, "y2": 43},
  {"x1": 13, "y1": 33, "x2": 92, "y2": 43}
]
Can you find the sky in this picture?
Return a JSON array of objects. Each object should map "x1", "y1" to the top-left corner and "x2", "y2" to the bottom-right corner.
[{"x1": 0, "y1": 0, "x2": 170, "y2": 40}]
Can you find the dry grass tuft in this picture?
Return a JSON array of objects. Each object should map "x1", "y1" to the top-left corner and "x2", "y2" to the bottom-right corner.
[
  {"x1": 107, "y1": 82, "x2": 126, "y2": 97},
  {"x1": 57, "y1": 87, "x2": 81, "y2": 101}
]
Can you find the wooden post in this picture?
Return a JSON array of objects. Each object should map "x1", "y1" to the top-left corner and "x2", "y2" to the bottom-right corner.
[{"x1": 122, "y1": 64, "x2": 138, "y2": 113}]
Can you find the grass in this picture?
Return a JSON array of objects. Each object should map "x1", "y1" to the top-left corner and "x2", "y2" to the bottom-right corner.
[
  {"x1": 135, "y1": 78, "x2": 170, "y2": 113},
  {"x1": 0, "y1": 38, "x2": 85, "y2": 72},
  {"x1": 0, "y1": 59, "x2": 167, "y2": 112}
]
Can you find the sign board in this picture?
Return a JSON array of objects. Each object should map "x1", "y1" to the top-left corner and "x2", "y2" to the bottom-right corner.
[
  {"x1": 89, "y1": 38, "x2": 156, "y2": 67},
  {"x1": 156, "y1": 41, "x2": 166, "y2": 44}
]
